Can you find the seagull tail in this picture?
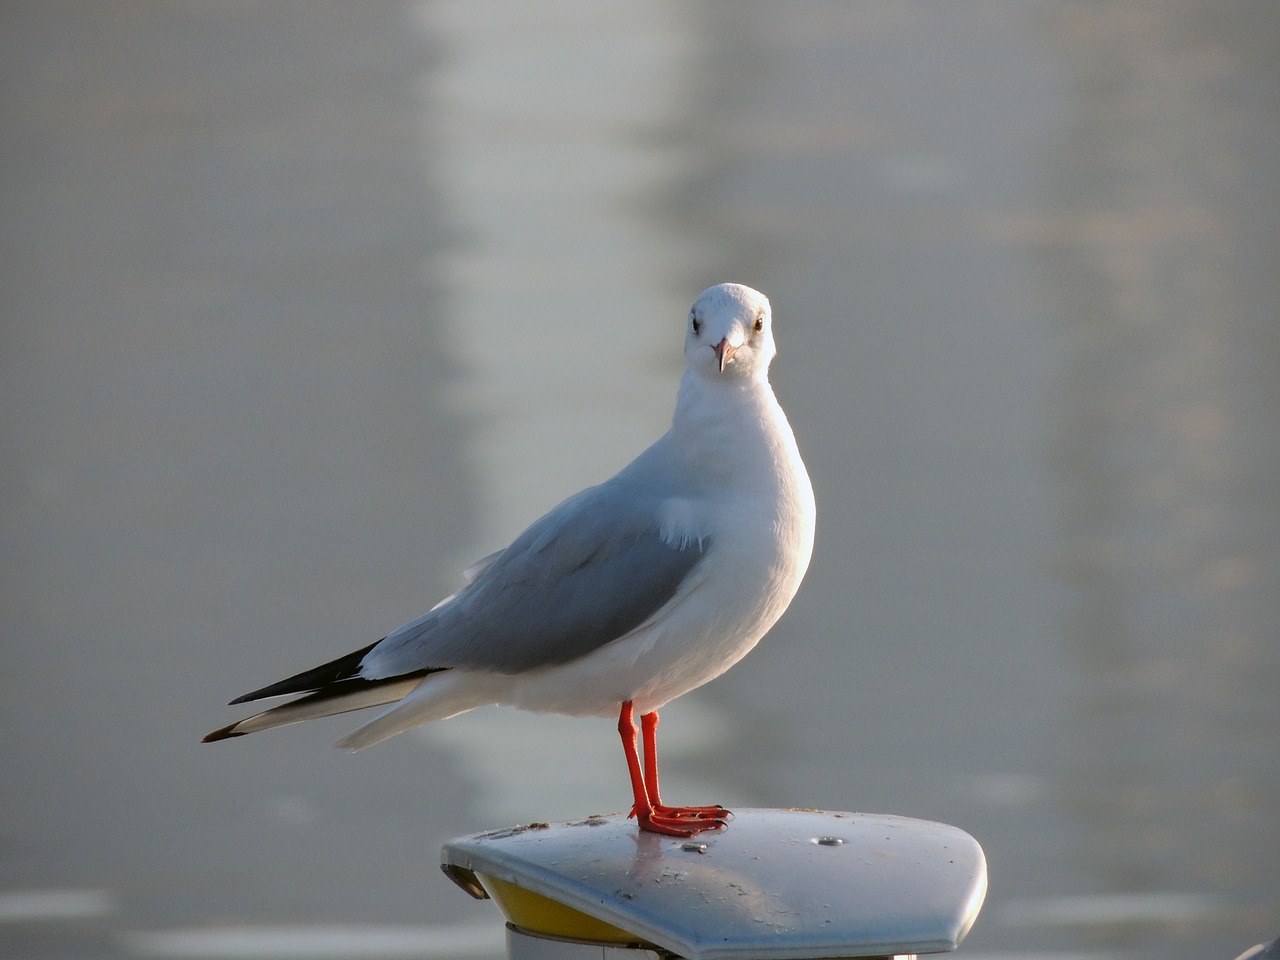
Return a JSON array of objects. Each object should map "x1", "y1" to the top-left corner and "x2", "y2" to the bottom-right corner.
[
  {"x1": 202, "y1": 673, "x2": 431, "y2": 743},
  {"x1": 226, "y1": 641, "x2": 380, "y2": 705},
  {"x1": 334, "y1": 670, "x2": 498, "y2": 751}
]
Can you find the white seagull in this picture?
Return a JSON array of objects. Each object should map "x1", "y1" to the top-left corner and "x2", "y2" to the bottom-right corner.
[{"x1": 205, "y1": 282, "x2": 816, "y2": 837}]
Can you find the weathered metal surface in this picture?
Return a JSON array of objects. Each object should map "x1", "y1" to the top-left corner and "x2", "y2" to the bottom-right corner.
[{"x1": 442, "y1": 808, "x2": 986, "y2": 959}]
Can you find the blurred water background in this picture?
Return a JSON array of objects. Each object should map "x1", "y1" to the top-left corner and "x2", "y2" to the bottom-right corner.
[{"x1": 2, "y1": 3, "x2": 1277, "y2": 958}]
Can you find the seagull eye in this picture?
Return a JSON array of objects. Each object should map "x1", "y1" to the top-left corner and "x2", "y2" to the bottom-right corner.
[
  {"x1": 691, "y1": 315, "x2": 701, "y2": 335},
  {"x1": 753, "y1": 313, "x2": 764, "y2": 332}
]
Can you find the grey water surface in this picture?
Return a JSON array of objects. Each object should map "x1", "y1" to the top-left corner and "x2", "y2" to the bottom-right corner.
[{"x1": 2, "y1": 3, "x2": 1276, "y2": 959}]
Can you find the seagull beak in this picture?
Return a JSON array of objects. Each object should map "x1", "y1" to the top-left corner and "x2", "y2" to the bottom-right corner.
[{"x1": 713, "y1": 338, "x2": 738, "y2": 372}]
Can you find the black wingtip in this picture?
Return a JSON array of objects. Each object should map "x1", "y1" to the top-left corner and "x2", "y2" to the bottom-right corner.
[
  {"x1": 226, "y1": 640, "x2": 381, "y2": 705},
  {"x1": 202, "y1": 723, "x2": 246, "y2": 743}
]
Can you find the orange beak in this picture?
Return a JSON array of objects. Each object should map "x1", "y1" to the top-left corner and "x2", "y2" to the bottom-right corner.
[{"x1": 713, "y1": 338, "x2": 738, "y2": 372}]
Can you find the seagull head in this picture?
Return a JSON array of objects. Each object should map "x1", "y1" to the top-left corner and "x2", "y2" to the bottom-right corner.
[{"x1": 684, "y1": 283, "x2": 777, "y2": 381}]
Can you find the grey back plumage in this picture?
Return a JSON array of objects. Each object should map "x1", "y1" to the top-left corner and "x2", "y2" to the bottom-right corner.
[{"x1": 363, "y1": 478, "x2": 710, "y2": 677}]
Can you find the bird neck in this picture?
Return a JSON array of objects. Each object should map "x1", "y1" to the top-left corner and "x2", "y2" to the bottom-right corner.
[{"x1": 669, "y1": 370, "x2": 788, "y2": 481}]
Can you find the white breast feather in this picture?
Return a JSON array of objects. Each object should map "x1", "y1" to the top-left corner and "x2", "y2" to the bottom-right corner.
[{"x1": 658, "y1": 497, "x2": 708, "y2": 550}]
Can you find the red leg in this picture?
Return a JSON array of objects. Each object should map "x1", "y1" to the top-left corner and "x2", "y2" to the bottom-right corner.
[
  {"x1": 619, "y1": 700, "x2": 654, "y2": 821},
  {"x1": 618, "y1": 701, "x2": 727, "y2": 837},
  {"x1": 641, "y1": 710, "x2": 728, "y2": 822},
  {"x1": 640, "y1": 710, "x2": 664, "y2": 805}
]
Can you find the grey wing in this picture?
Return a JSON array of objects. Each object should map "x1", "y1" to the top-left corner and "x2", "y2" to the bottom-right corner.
[{"x1": 365, "y1": 484, "x2": 710, "y2": 676}]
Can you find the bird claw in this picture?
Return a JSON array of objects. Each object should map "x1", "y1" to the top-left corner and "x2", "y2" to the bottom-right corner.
[
  {"x1": 630, "y1": 804, "x2": 732, "y2": 836},
  {"x1": 638, "y1": 810, "x2": 730, "y2": 837},
  {"x1": 657, "y1": 803, "x2": 730, "y2": 820}
]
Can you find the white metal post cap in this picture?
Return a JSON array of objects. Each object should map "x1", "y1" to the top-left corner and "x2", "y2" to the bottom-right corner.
[{"x1": 441, "y1": 808, "x2": 987, "y2": 959}]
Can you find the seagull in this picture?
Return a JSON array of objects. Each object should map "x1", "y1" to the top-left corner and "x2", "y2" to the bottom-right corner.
[{"x1": 204, "y1": 282, "x2": 816, "y2": 837}]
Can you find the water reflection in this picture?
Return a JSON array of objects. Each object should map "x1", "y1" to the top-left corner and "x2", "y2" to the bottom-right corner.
[
  {"x1": 1, "y1": 3, "x2": 1276, "y2": 960},
  {"x1": 1037, "y1": 2, "x2": 1280, "y2": 950},
  {"x1": 419, "y1": 1, "x2": 699, "y2": 552},
  {"x1": 0, "y1": 0, "x2": 485, "y2": 946}
]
